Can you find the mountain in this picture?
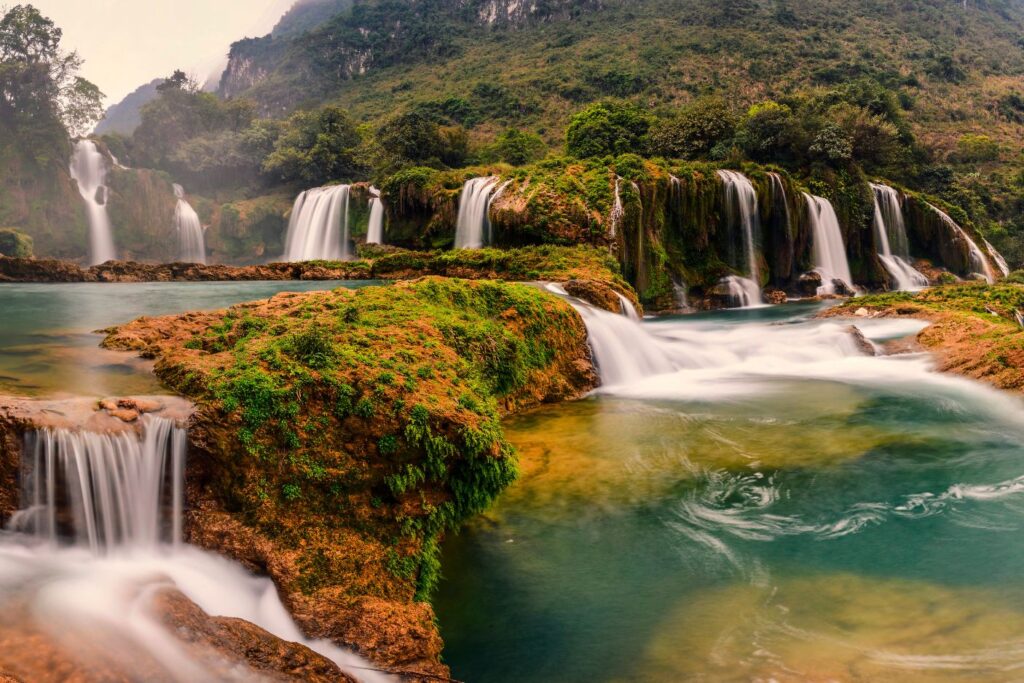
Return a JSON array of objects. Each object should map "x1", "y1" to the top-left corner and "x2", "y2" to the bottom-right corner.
[
  {"x1": 94, "y1": 79, "x2": 163, "y2": 136},
  {"x1": 214, "y1": 0, "x2": 1024, "y2": 156}
]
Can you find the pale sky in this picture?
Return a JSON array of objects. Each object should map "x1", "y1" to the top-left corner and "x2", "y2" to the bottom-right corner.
[{"x1": 27, "y1": 0, "x2": 297, "y2": 106}]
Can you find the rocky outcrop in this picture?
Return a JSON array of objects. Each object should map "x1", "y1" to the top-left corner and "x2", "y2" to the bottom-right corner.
[{"x1": 102, "y1": 277, "x2": 600, "y2": 677}]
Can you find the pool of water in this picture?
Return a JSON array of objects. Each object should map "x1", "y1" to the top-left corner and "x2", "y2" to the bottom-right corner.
[
  {"x1": 0, "y1": 281, "x2": 378, "y2": 397},
  {"x1": 436, "y1": 303, "x2": 1024, "y2": 682}
]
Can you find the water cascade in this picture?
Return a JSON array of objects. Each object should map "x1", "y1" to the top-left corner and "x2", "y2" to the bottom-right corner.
[
  {"x1": 804, "y1": 194, "x2": 854, "y2": 295},
  {"x1": 985, "y1": 240, "x2": 1010, "y2": 277},
  {"x1": 4, "y1": 417, "x2": 391, "y2": 682},
  {"x1": 69, "y1": 140, "x2": 117, "y2": 265},
  {"x1": 283, "y1": 184, "x2": 353, "y2": 262},
  {"x1": 455, "y1": 177, "x2": 508, "y2": 249},
  {"x1": 610, "y1": 177, "x2": 625, "y2": 238},
  {"x1": 172, "y1": 184, "x2": 205, "y2": 264},
  {"x1": 927, "y1": 203, "x2": 996, "y2": 283},
  {"x1": 367, "y1": 186, "x2": 385, "y2": 245},
  {"x1": 717, "y1": 171, "x2": 762, "y2": 307},
  {"x1": 870, "y1": 184, "x2": 929, "y2": 290}
]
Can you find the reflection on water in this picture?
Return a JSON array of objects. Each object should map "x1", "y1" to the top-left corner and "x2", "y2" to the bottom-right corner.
[
  {"x1": 436, "y1": 303, "x2": 1024, "y2": 682},
  {"x1": 0, "y1": 281, "x2": 376, "y2": 397}
]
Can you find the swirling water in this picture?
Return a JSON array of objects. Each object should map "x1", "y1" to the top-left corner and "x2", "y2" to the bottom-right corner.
[{"x1": 437, "y1": 302, "x2": 1024, "y2": 682}]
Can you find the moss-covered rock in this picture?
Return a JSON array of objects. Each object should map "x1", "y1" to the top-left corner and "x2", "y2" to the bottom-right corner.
[
  {"x1": 102, "y1": 277, "x2": 599, "y2": 675},
  {"x1": 0, "y1": 229, "x2": 33, "y2": 258}
]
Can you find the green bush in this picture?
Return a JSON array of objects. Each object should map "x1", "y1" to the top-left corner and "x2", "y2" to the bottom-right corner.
[
  {"x1": 565, "y1": 101, "x2": 651, "y2": 158},
  {"x1": 0, "y1": 228, "x2": 33, "y2": 257},
  {"x1": 647, "y1": 96, "x2": 737, "y2": 160}
]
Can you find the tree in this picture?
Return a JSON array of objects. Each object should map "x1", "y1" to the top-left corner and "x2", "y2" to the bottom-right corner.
[
  {"x1": 648, "y1": 96, "x2": 737, "y2": 159},
  {"x1": 565, "y1": 101, "x2": 651, "y2": 158},
  {"x1": 263, "y1": 106, "x2": 364, "y2": 185},
  {"x1": 489, "y1": 128, "x2": 546, "y2": 165},
  {"x1": 0, "y1": 4, "x2": 104, "y2": 147},
  {"x1": 735, "y1": 101, "x2": 799, "y2": 164}
]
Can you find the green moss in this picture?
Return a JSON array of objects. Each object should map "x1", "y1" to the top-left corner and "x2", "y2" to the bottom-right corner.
[{"x1": 0, "y1": 228, "x2": 33, "y2": 257}]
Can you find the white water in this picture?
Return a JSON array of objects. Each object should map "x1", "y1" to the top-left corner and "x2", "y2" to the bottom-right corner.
[
  {"x1": 3, "y1": 417, "x2": 391, "y2": 682},
  {"x1": 870, "y1": 184, "x2": 928, "y2": 291},
  {"x1": 718, "y1": 171, "x2": 762, "y2": 306},
  {"x1": 455, "y1": 177, "x2": 504, "y2": 249},
  {"x1": 69, "y1": 140, "x2": 117, "y2": 265},
  {"x1": 985, "y1": 239, "x2": 1010, "y2": 277},
  {"x1": 367, "y1": 186, "x2": 385, "y2": 245},
  {"x1": 172, "y1": 184, "x2": 206, "y2": 264},
  {"x1": 927, "y1": 203, "x2": 996, "y2": 283},
  {"x1": 721, "y1": 275, "x2": 763, "y2": 309},
  {"x1": 805, "y1": 194, "x2": 854, "y2": 295},
  {"x1": 610, "y1": 177, "x2": 625, "y2": 238},
  {"x1": 283, "y1": 185, "x2": 352, "y2": 262}
]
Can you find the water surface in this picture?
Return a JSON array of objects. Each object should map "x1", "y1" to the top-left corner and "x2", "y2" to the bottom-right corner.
[
  {"x1": 0, "y1": 281, "x2": 376, "y2": 397},
  {"x1": 436, "y1": 304, "x2": 1024, "y2": 682}
]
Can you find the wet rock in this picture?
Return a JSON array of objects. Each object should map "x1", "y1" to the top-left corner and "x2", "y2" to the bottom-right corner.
[
  {"x1": 562, "y1": 279, "x2": 640, "y2": 314},
  {"x1": 117, "y1": 397, "x2": 163, "y2": 413},
  {"x1": 107, "y1": 408, "x2": 139, "y2": 423},
  {"x1": 845, "y1": 325, "x2": 877, "y2": 356},
  {"x1": 797, "y1": 271, "x2": 823, "y2": 297},
  {"x1": 765, "y1": 288, "x2": 788, "y2": 305}
]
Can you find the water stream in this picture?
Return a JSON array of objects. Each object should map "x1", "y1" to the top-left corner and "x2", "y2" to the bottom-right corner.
[
  {"x1": 806, "y1": 193, "x2": 854, "y2": 295},
  {"x1": 454, "y1": 177, "x2": 509, "y2": 249},
  {"x1": 717, "y1": 171, "x2": 763, "y2": 307},
  {"x1": 871, "y1": 184, "x2": 929, "y2": 291},
  {"x1": 172, "y1": 184, "x2": 206, "y2": 264},
  {"x1": 283, "y1": 184, "x2": 353, "y2": 261},
  {"x1": 69, "y1": 140, "x2": 117, "y2": 266},
  {"x1": 437, "y1": 299, "x2": 1024, "y2": 682}
]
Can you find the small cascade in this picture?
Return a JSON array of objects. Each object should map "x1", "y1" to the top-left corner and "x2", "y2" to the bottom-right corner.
[
  {"x1": 172, "y1": 184, "x2": 206, "y2": 264},
  {"x1": 11, "y1": 416, "x2": 185, "y2": 551},
  {"x1": 3, "y1": 418, "x2": 392, "y2": 682},
  {"x1": 616, "y1": 293, "x2": 641, "y2": 321},
  {"x1": 69, "y1": 140, "x2": 117, "y2": 265},
  {"x1": 610, "y1": 176, "x2": 625, "y2": 238},
  {"x1": 721, "y1": 275, "x2": 763, "y2": 309},
  {"x1": 985, "y1": 240, "x2": 1010, "y2": 277},
  {"x1": 804, "y1": 194, "x2": 854, "y2": 295},
  {"x1": 546, "y1": 284, "x2": 675, "y2": 387},
  {"x1": 870, "y1": 184, "x2": 929, "y2": 291},
  {"x1": 283, "y1": 184, "x2": 352, "y2": 262},
  {"x1": 717, "y1": 170, "x2": 763, "y2": 306},
  {"x1": 455, "y1": 177, "x2": 507, "y2": 249},
  {"x1": 367, "y1": 186, "x2": 385, "y2": 245},
  {"x1": 927, "y1": 203, "x2": 995, "y2": 283},
  {"x1": 671, "y1": 276, "x2": 691, "y2": 312}
]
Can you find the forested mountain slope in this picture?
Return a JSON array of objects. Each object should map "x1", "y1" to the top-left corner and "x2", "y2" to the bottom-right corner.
[{"x1": 218, "y1": 0, "x2": 1024, "y2": 157}]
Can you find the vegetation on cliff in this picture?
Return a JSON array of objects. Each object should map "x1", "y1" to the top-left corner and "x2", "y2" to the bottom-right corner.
[{"x1": 102, "y1": 277, "x2": 600, "y2": 674}]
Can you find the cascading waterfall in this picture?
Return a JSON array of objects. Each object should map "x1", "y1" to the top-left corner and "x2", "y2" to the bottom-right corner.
[
  {"x1": 804, "y1": 194, "x2": 854, "y2": 295},
  {"x1": 870, "y1": 184, "x2": 929, "y2": 291},
  {"x1": 927, "y1": 203, "x2": 996, "y2": 283},
  {"x1": 985, "y1": 240, "x2": 1010, "y2": 277},
  {"x1": 610, "y1": 177, "x2": 625, "y2": 238},
  {"x1": 4, "y1": 417, "x2": 391, "y2": 682},
  {"x1": 367, "y1": 186, "x2": 385, "y2": 245},
  {"x1": 172, "y1": 184, "x2": 206, "y2": 264},
  {"x1": 717, "y1": 170, "x2": 762, "y2": 307},
  {"x1": 455, "y1": 177, "x2": 509, "y2": 249},
  {"x1": 69, "y1": 140, "x2": 117, "y2": 265},
  {"x1": 283, "y1": 184, "x2": 352, "y2": 262},
  {"x1": 11, "y1": 416, "x2": 186, "y2": 551}
]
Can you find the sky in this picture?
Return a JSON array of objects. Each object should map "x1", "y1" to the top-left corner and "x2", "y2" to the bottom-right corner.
[{"x1": 28, "y1": 0, "x2": 297, "y2": 106}]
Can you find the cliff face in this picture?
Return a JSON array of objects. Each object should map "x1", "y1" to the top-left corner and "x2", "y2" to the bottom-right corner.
[{"x1": 102, "y1": 277, "x2": 601, "y2": 676}]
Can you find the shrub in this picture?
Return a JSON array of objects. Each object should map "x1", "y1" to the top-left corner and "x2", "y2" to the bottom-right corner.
[
  {"x1": 0, "y1": 228, "x2": 33, "y2": 257},
  {"x1": 565, "y1": 101, "x2": 651, "y2": 158},
  {"x1": 648, "y1": 96, "x2": 737, "y2": 159},
  {"x1": 955, "y1": 134, "x2": 1000, "y2": 163}
]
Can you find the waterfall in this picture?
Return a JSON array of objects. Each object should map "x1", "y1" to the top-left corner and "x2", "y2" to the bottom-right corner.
[
  {"x1": 282, "y1": 184, "x2": 352, "y2": 262},
  {"x1": 721, "y1": 275, "x2": 763, "y2": 309},
  {"x1": 172, "y1": 184, "x2": 206, "y2": 264},
  {"x1": 985, "y1": 239, "x2": 1010, "y2": 277},
  {"x1": 11, "y1": 416, "x2": 186, "y2": 551},
  {"x1": 717, "y1": 171, "x2": 762, "y2": 306},
  {"x1": 367, "y1": 186, "x2": 385, "y2": 245},
  {"x1": 69, "y1": 140, "x2": 117, "y2": 265},
  {"x1": 870, "y1": 184, "x2": 929, "y2": 291},
  {"x1": 926, "y1": 203, "x2": 995, "y2": 283},
  {"x1": 4, "y1": 418, "x2": 393, "y2": 682},
  {"x1": 616, "y1": 293, "x2": 641, "y2": 321},
  {"x1": 455, "y1": 177, "x2": 508, "y2": 249},
  {"x1": 610, "y1": 177, "x2": 625, "y2": 238},
  {"x1": 804, "y1": 194, "x2": 854, "y2": 295}
]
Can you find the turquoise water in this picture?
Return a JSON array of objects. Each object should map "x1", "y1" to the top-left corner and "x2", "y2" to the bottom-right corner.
[
  {"x1": 0, "y1": 281, "x2": 376, "y2": 397},
  {"x1": 436, "y1": 304, "x2": 1024, "y2": 682}
]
